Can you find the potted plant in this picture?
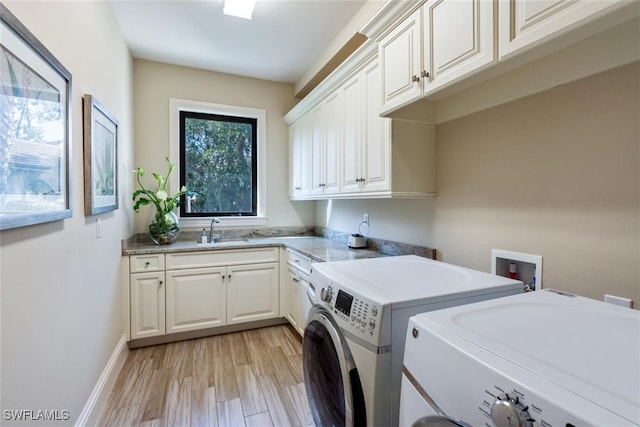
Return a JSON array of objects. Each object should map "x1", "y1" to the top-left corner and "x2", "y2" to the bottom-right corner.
[{"x1": 133, "y1": 157, "x2": 187, "y2": 245}]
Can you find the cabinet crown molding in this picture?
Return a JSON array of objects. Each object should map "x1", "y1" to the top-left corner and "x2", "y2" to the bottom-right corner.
[{"x1": 359, "y1": 0, "x2": 425, "y2": 41}]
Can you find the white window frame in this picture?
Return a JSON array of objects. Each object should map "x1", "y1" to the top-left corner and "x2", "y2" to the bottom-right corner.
[{"x1": 169, "y1": 98, "x2": 267, "y2": 228}]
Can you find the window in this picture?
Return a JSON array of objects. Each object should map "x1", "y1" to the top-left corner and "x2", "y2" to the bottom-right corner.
[
  {"x1": 169, "y1": 99, "x2": 266, "y2": 227},
  {"x1": 179, "y1": 111, "x2": 257, "y2": 217}
]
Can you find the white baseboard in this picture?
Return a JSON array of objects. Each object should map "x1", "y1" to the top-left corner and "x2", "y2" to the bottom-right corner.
[{"x1": 75, "y1": 334, "x2": 128, "y2": 427}]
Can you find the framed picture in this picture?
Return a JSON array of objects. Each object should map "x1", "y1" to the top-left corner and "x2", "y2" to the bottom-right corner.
[
  {"x1": 83, "y1": 95, "x2": 118, "y2": 215},
  {"x1": 0, "y1": 4, "x2": 72, "y2": 230}
]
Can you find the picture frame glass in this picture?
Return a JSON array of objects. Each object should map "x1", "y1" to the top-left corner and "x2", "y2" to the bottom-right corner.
[
  {"x1": 0, "y1": 6, "x2": 71, "y2": 230},
  {"x1": 86, "y1": 98, "x2": 118, "y2": 214}
]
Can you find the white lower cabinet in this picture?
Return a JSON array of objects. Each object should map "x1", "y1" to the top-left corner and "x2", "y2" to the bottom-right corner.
[
  {"x1": 285, "y1": 265, "x2": 300, "y2": 330},
  {"x1": 129, "y1": 248, "x2": 280, "y2": 341},
  {"x1": 227, "y1": 262, "x2": 279, "y2": 324},
  {"x1": 284, "y1": 249, "x2": 313, "y2": 335},
  {"x1": 130, "y1": 271, "x2": 165, "y2": 340},
  {"x1": 298, "y1": 273, "x2": 311, "y2": 335},
  {"x1": 165, "y1": 267, "x2": 226, "y2": 334}
]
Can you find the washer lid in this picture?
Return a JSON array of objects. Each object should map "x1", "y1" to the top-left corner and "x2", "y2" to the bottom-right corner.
[
  {"x1": 414, "y1": 289, "x2": 640, "y2": 424},
  {"x1": 311, "y1": 255, "x2": 522, "y2": 307}
]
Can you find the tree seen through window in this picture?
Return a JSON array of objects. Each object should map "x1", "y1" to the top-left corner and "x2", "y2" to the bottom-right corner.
[{"x1": 180, "y1": 111, "x2": 257, "y2": 216}]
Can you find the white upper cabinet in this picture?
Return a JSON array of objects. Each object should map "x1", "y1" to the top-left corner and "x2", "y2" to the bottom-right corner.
[
  {"x1": 322, "y1": 91, "x2": 342, "y2": 195},
  {"x1": 341, "y1": 71, "x2": 364, "y2": 194},
  {"x1": 341, "y1": 58, "x2": 393, "y2": 195},
  {"x1": 424, "y1": 0, "x2": 496, "y2": 91},
  {"x1": 289, "y1": 118, "x2": 310, "y2": 198},
  {"x1": 309, "y1": 95, "x2": 341, "y2": 197},
  {"x1": 379, "y1": 9, "x2": 424, "y2": 113},
  {"x1": 285, "y1": 40, "x2": 436, "y2": 200},
  {"x1": 379, "y1": 0, "x2": 496, "y2": 114},
  {"x1": 362, "y1": 59, "x2": 392, "y2": 194},
  {"x1": 498, "y1": 0, "x2": 630, "y2": 60}
]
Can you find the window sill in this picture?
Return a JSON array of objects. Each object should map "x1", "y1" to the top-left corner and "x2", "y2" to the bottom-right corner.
[{"x1": 179, "y1": 216, "x2": 268, "y2": 229}]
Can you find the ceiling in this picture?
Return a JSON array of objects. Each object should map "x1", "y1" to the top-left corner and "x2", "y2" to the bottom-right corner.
[{"x1": 109, "y1": 0, "x2": 369, "y2": 85}]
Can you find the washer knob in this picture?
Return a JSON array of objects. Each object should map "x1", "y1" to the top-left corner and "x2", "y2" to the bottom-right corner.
[
  {"x1": 490, "y1": 394, "x2": 533, "y2": 427},
  {"x1": 320, "y1": 286, "x2": 333, "y2": 302}
]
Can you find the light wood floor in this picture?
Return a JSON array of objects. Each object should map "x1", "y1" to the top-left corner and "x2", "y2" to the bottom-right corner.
[{"x1": 99, "y1": 325, "x2": 314, "y2": 427}]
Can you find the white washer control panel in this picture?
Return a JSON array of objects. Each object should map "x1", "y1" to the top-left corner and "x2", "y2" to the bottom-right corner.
[{"x1": 311, "y1": 273, "x2": 383, "y2": 346}]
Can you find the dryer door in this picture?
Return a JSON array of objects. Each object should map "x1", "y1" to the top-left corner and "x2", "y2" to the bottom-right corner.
[{"x1": 303, "y1": 305, "x2": 366, "y2": 427}]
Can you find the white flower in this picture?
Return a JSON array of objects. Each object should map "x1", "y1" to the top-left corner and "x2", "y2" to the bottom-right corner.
[{"x1": 156, "y1": 190, "x2": 168, "y2": 201}]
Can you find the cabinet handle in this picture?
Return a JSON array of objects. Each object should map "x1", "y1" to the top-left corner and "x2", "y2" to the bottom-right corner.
[
  {"x1": 412, "y1": 75, "x2": 420, "y2": 82},
  {"x1": 421, "y1": 70, "x2": 430, "y2": 79},
  {"x1": 294, "y1": 259, "x2": 300, "y2": 263},
  {"x1": 222, "y1": 275, "x2": 226, "y2": 280},
  {"x1": 144, "y1": 261, "x2": 150, "y2": 267},
  {"x1": 159, "y1": 280, "x2": 163, "y2": 285},
  {"x1": 228, "y1": 274, "x2": 231, "y2": 280}
]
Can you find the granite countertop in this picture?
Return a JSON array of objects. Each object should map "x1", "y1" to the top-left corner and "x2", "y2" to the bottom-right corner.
[
  {"x1": 122, "y1": 227, "x2": 436, "y2": 262},
  {"x1": 122, "y1": 236, "x2": 384, "y2": 262}
]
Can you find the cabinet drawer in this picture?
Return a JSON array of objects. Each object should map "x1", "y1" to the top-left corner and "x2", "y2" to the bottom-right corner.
[
  {"x1": 166, "y1": 247, "x2": 279, "y2": 270},
  {"x1": 286, "y1": 248, "x2": 312, "y2": 275},
  {"x1": 130, "y1": 254, "x2": 165, "y2": 273}
]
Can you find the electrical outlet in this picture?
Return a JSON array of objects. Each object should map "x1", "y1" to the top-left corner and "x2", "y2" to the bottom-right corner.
[
  {"x1": 96, "y1": 218, "x2": 102, "y2": 239},
  {"x1": 363, "y1": 213, "x2": 369, "y2": 224}
]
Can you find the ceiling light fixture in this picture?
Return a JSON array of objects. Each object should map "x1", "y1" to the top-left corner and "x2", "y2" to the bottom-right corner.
[{"x1": 223, "y1": 0, "x2": 256, "y2": 20}]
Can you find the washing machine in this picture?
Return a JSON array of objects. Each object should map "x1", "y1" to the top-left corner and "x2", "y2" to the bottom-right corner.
[
  {"x1": 302, "y1": 255, "x2": 523, "y2": 426},
  {"x1": 400, "y1": 289, "x2": 640, "y2": 426}
]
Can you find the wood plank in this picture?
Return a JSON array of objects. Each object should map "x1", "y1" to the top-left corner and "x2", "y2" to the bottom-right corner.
[
  {"x1": 230, "y1": 331, "x2": 250, "y2": 366},
  {"x1": 113, "y1": 359, "x2": 153, "y2": 410},
  {"x1": 246, "y1": 339, "x2": 275, "y2": 376},
  {"x1": 192, "y1": 338, "x2": 209, "y2": 391},
  {"x1": 102, "y1": 404, "x2": 141, "y2": 427},
  {"x1": 217, "y1": 398, "x2": 245, "y2": 427},
  {"x1": 285, "y1": 383, "x2": 315, "y2": 426},
  {"x1": 257, "y1": 373, "x2": 300, "y2": 427},
  {"x1": 139, "y1": 367, "x2": 170, "y2": 422},
  {"x1": 212, "y1": 355, "x2": 240, "y2": 402},
  {"x1": 235, "y1": 364, "x2": 268, "y2": 416},
  {"x1": 190, "y1": 386, "x2": 218, "y2": 427},
  {"x1": 164, "y1": 340, "x2": 194, "y2": 380},
  {"x1": 286, "y1": 352, "x2": 305, "y2": 384},
  {"x1": 268, "y1": 346, "x2": 298, "y2": 388},
  {"x1": 164, "y1": 377, "x2": 192, "y2": 426},
  {"x1": 245, "y1": 411, "x2": 274, "y2": 427}
]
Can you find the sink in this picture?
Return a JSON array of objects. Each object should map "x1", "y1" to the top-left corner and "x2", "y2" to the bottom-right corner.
[
  {"x1": 213, "y1": 238, "x2": 249, "y2": 245},
  {"x1": 196, "y1": 238, "x2": 249, "y2": 247}
]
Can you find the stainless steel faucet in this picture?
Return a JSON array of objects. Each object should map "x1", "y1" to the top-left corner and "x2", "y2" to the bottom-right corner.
[{"x1": 209, "y1": 217, "x2": 221, "y2": 242}]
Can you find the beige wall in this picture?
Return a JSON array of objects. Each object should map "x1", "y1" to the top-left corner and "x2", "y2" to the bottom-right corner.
[
  {"x1": 132, "y1": 59, "x2": 315, "y2": 232},
  {"x1": 0, "y1": 1, "x2": 133, "y2": 424},
  {"x1": 318, "y1": 62, "x2": 640, "y2": 305}
]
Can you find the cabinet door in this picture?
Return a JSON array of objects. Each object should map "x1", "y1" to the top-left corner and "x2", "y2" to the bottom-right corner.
[
  {"x1": 424, "y1": 0, "x2": 495, "y2": 94},
  {"x1": 362, "y1": 59, "x2": 391, "y2": 193},
  {"x1": 379, "y1": 8, "x2": 423, "y2": 113},
  {"x1": 298, "y1": 273, "x2": 312, "y2": 335},
  {"x1": 309, "y1": 104, "x2": 325, "y2": 195},
  {"x1": 165, "y1": 267, "x2": 226, "y2": 333},
  {"x1": 285, "y1": 266, "x2": 300, "y2": 330},
  {"x1": 498, "y1": 0, "x2": 623, "y2": 60},
  {"x1": 289, "y1": 118, "x2": 310, "y2": 198},
  {"x1": 227, "y1": 262, "x2": 279, "y2": 324},
  {"x1": 322, "y1": 90, "x2": 342, "y2": 194},
  {"x1": 341, "y1": 72, "x2": 363, "y2": 193},
  {"x1": 130, "y1": 272, "x2": 165, "y2": 339}
]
